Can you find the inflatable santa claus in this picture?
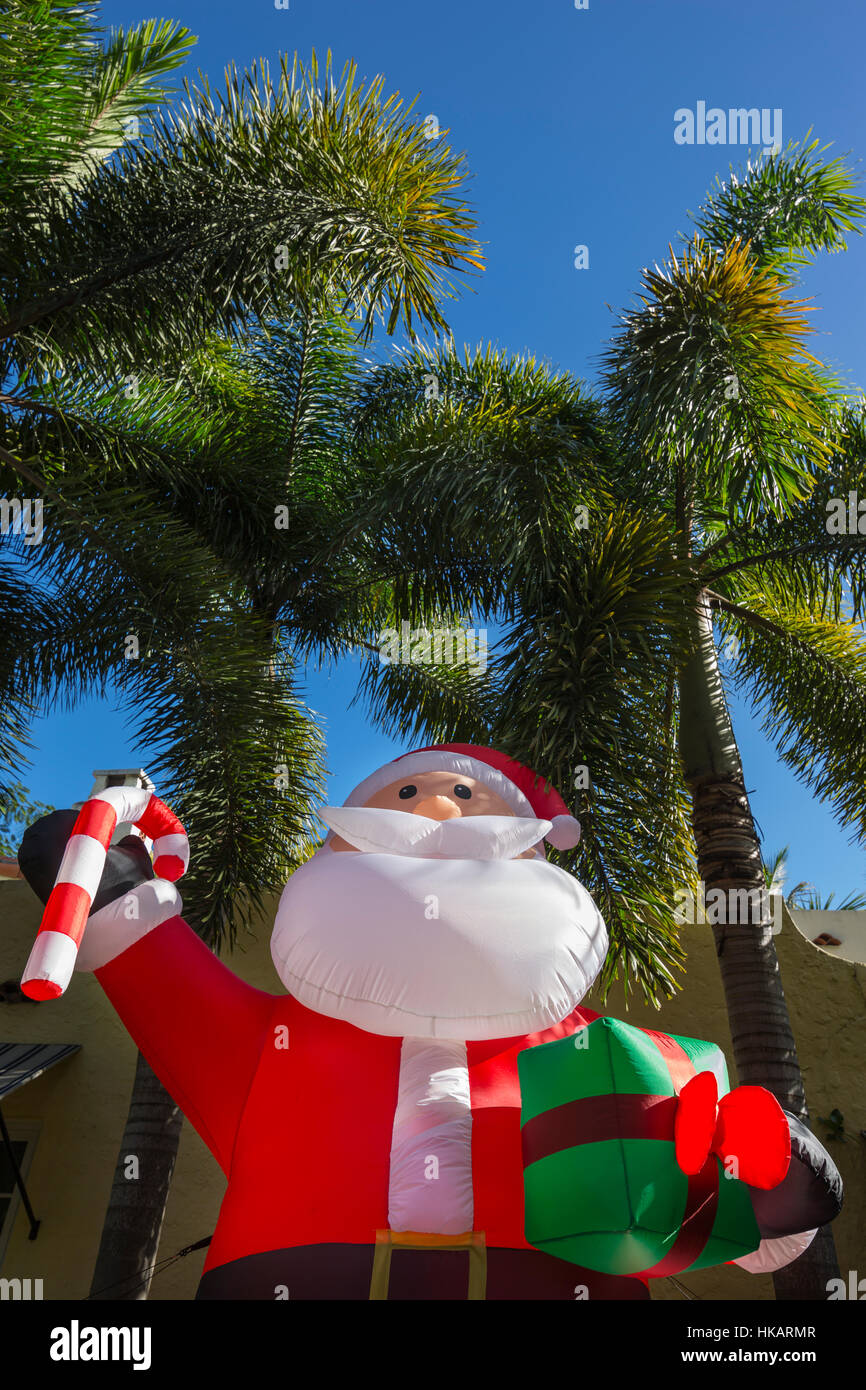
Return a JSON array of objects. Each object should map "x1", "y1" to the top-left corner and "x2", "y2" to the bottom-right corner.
[{"x1": 18, "y1": 744, "x2": 841, "y2": 1299}]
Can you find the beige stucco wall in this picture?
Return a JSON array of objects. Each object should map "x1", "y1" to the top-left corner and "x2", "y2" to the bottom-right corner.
[
  {"x1": 1, "y1": 879, "x2": 863, "y2": 1301},
  {"x1": 789, "y1": 908, "x2": 866, "y2": 967}
]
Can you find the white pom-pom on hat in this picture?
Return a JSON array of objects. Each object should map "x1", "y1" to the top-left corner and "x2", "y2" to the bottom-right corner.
[{"x1": 545, "y1": 815, "x2": 582, "y2": 850}]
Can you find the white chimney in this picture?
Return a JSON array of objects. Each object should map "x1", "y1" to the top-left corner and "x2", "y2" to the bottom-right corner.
[{"x1": 77, "y1": 768, "x2": 156, "y2": 846}]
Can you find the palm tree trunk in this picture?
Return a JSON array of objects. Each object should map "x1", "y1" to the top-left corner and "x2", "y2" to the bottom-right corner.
[
  {"x1": 89, "y1": 1051, "x2": 183, "y2": 1300},
  {"x1": 678, "y1": 594, "x2": 839, "y2": 1299}
]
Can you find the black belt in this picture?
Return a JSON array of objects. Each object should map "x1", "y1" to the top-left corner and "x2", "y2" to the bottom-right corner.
[{"x1": 195, "y1": 1240, "x2": 650, "y2": 1301}]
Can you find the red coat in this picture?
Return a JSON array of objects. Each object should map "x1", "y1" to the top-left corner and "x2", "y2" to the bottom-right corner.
[{"x1": 97, "y1": 914, "x2": 650, "y2": 1299}]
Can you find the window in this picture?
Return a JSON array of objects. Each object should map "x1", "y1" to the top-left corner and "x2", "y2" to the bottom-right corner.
[{"x1": 0, "y1": 1122, "x2": 40, "y2": 1269}]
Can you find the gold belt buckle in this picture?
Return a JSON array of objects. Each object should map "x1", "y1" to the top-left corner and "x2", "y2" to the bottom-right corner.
[{"x1": 369, "y1": 1229, "x2": 487, "y2": 1300}]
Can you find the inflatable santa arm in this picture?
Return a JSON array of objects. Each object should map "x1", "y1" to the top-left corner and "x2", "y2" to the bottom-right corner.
[
  {"x1": 732, "y1": 1110, "x2": 842, "y2": 1273},
  {"x1": 667, "y1": 1050, "x2": 842, "y2": 1277},
  {"x1": 95, "y1": 914, "x2": 275, "y2": 1172},
  {"x1": 669, "y1": 1059, "x2": 841, "y2": 1275},
  {"x1": 18, "y1": 809, "x2": 275, "y2": 1174}
]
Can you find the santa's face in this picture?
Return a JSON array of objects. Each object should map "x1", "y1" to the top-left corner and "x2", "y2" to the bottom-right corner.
[
  {"x1": 271, "y1": 769, "x2": 608, "y2": 1040},
  {"x1": 327, "y1": 771, "x2": 542, "y2": 859}
]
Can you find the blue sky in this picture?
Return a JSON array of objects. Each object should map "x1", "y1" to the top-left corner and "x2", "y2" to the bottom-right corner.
[{"x1": 14, "y1": 0, "x2": 866, "y2": 897}]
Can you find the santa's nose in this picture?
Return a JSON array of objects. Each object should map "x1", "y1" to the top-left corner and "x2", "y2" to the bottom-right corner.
[{"x1": 413, "y1": 794, "x2": 462, "y2": 821}]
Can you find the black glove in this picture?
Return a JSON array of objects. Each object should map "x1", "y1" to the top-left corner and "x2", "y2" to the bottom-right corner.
[
  {"x1": 747, "y1": 1110, "x2": 843, "y2": 1239},
  {"x1": 18, "y1": 809, "x2": 154, "y2": 915}
]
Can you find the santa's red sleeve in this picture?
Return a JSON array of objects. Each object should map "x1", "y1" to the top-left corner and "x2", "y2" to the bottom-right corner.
[{"x1": 95, "y1": 914, "x2": 275, "y2": 1173}]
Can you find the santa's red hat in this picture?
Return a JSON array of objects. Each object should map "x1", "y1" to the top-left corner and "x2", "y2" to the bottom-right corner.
[{"x1": 344, "y1": 743, "x2": 581, "y2": 851}]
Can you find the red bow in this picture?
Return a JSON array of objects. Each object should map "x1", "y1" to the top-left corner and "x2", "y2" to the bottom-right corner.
[{"x1": 674, "y1": 1071, "x2": 791, "y2": 1190}]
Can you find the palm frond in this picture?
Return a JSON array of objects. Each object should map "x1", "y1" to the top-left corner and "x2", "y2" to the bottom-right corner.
[
  {"x1": 2, "y1": 50, "x2": 482, "y2": 385},
  {"x1": 0, "y1": 0, "x2": 98, "y2": 199},
  {"x1": 601, "y1": 235, "x2": 839, "y2": 521},
  {"x1": 700, "y1": 399, "x2": 866, "y2": 619},
  {"x1": 130, "y1": 621, "x2": 326, "y2": 950},
  {"x1": 56, "y1": 17, "x2": 196, "y2": 190},
  {"x1": 712, "y1": 579, "x2": 866, "y2": 840},
  {"x1": 689, "y1": 134, "x2": 866, "y2": 280}
]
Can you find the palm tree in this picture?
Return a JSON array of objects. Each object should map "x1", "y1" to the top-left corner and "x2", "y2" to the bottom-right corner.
[
  {"x1": 602, "y1": 143, "x2": 866, "y2": 1300},
  {"x1": 762, "y1": 846, "x2": 805, "y2": 901},
  {"x1": 2, "y1": 4, "x2": 482, "y2": 1299},
  {"x1": 2, "y1": 3, "x2": 483, "y2": 822},
  {"x1": 791, "y1": 887, "x2": 866, "y2": 911},
  {"x1": 762, "y1": 847, "x2": 866, "y2": 910},
  {"x1": 15, "y1": 311, "x2": 484, "y2": 1299},
  {"x1": 343, "y1": 140, "x2": 866, "y2": 1298},
  {"x1": 2, "y1": 6, "x2": 483, "y2": 757}
]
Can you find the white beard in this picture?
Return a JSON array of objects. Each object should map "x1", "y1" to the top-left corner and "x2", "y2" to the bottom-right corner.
[
  {"x1": 271, "y1": 830, "x2": 608, "y2": 1040},
  {"x1": 317, "y1": 805, "x2": 551, "y2": 860}
]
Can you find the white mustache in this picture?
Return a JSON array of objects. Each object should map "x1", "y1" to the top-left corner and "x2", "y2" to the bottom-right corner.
[{"x1": 318, "y1": 807, "x2": 551, "y2": 860}]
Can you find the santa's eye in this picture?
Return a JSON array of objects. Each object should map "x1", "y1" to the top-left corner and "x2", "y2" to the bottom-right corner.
[
  {"x1": 454, "y1": 784, "x2": 472, "y2": 800},
  {"x1": 398, "y1": 784, "x2": 417, "y2": 799}
]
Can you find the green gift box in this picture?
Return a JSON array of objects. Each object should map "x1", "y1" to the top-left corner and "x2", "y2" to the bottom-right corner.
[{"x1": 518, "y1": 1017, "x2": 762, "y2": 1277}]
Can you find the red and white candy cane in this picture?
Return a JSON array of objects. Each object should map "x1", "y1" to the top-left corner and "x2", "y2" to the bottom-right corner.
[{"x1": 21, "y1": 786, "x2": 188, "y2": 1001}]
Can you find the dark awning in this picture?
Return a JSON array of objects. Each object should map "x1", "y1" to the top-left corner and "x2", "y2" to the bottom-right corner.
[{"x1": 0, "y1": 1042, "x2": 81, "y2": 1099}]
